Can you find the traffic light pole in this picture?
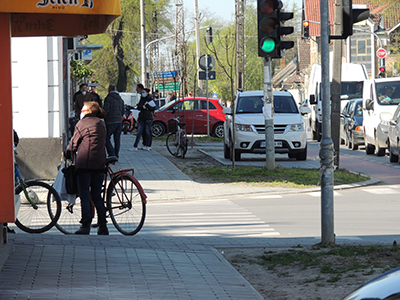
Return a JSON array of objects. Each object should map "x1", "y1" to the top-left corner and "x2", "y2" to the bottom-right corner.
[{"x1": 263, "y1": 57, "x2": 275, "y2": 170}]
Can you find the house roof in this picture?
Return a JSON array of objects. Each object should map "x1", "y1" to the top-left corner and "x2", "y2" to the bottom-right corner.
[{"x1": 303, "y1": 0, "x2": 400, "y2": 36}]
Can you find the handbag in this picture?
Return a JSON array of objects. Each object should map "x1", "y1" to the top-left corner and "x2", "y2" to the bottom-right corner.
[
  {"x1": 62, "y1": 159, "x2": 78, "y2": 195},
  {"x1": 53, "y1": 161, "x2": 76, "y2": 204}
]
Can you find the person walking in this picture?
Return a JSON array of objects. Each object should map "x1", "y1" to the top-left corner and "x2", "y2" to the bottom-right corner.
[
  {"x1": 103, "y1": 84, "x2": 125, "y2": 158},
  {"x1": 129, "y1": 88, "x2": 156, "y2": 151},
  {"x1": 74, "y1": 83, "x2": 94, "y2": 119},
  {"x1": 89, "y1": 85, "x2": 103, "y2": 107},
  {"x1": 64, "y1": 101, "x2": 108, "y2": 235}
]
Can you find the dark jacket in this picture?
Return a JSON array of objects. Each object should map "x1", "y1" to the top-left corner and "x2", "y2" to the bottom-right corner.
[
  {"x1": 103, "y1": 91, "x2": 124, "y2": 124},
  {"x1": 137, "y1": 95, "x2": 156, "y2": 121},
  {"x1": 65, "y1": 114, "x2": 106, "y2": 172},
  {"x1": 74, "y1": 92, "x2": 94, "y2": 117}
]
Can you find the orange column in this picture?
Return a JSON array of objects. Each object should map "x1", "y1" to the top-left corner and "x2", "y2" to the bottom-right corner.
[{"x1": 0, "y1": 13, "x2": 15, "y2": 223}]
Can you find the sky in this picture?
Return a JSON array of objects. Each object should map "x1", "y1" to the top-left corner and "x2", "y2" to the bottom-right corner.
[{"x1": 183, "y1": 0, "x2": 302, "y2": 22}]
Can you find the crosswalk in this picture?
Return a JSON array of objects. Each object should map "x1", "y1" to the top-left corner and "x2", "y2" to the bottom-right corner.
[{"x1": 142, "y1": 199, "x2": 281, "y2": 238}]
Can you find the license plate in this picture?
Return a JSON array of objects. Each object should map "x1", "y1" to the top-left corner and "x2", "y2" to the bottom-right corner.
[{"x1": 260, "y1": 141, "x2": 282, "y2": 147}]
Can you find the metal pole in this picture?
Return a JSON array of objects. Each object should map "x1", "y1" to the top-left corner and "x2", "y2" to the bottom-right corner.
[
  {"x1": 320, "y1": 0, "x2": 335, "y2": 245},
  {"x1": 331, "y1": 1, "x2": 342, "y2": 167},
  {"x1": 63, "y1": 38, "x2": 69, "y2": 149},
  {"x1": 264, "y1": 57, "x2": 275, "y2": 170},
  {"x1": 193, "y1": 0, "x2": 203, "y2": 96},
  {"x1": 140, "y1": 0, "x2": 147, "y2": 86},
  {"x1": 206, "y1": 54, "x2": 210, "y2": 136}
]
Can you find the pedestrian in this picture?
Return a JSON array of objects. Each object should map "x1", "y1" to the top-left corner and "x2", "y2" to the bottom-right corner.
[
  {"x1": 129, "y1": 88, "x2": 156, "y2": 151},
  {"x1": 64, "y1": 101, "x2": 108, "y2": 235},
  {"x1": 188, "y1": 91, "x2": 193, "y2": 97},
  {"x1": 165, "y1": 90, "x2": 176, "y2": 104},
  {"x1": 90, "y1": 85, "x2": 103, "y2": 107},
  {"x1": 153, "y1": 89, "x2": 160, "y2": 100},
  {"x1": 103, "y1": 84, "x2": 125, "y2": 158},
  {"x1": 74, "y1": 83, "x2": 94, "y2": 119}
]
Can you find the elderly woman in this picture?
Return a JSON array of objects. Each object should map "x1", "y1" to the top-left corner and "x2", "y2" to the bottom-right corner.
[{"x1": 64, "y1": 101, "x2": 109, "y2": 235}]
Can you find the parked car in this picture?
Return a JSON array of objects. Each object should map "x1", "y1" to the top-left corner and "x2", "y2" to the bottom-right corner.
[
  {"x1": 151, "y1": 97, "x2": 226, "y2": 138},
  {"x1": 223, "y1": 90, "x2": 311, "y2": 161},
  {"x1": 340, "y1": 99, "x2": 364, "y2": 150},
  {"x1": 343, "y1": 266, "x2": 400, "y2": 299},
  {"x1": 388, "y1": 103, "x2": 400, "y2": 163}
]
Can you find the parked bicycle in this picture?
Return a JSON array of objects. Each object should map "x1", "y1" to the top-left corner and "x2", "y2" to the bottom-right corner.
[
  {"x1": 166, "y1": 115, "x2": 188, "y2": 158},
  {"x1": 53, "y1": 156, "x2": 147, "y2": 235},
  {"x1": 14, "y1": 150, "x2": 62, "y2": 233}
]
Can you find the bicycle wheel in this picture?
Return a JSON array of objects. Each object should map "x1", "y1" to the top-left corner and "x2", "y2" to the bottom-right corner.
[
  {"x1": 106, "y1": 174, "x2": 146, "y2": 235},
  {"x1": 166, "y1": 132, "x2": 179, "y2": 156},
  {"x1": 181, "y1": 132, "x2": 188, "y2": 158},
  {"x1": 52, "y1": 197, "x2": 82, "y2": 234},
  {"x1": 15, "y1": 180, "x2": 61, "y2": 233}
]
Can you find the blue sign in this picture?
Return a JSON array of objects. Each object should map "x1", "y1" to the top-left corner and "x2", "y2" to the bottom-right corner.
[
  {"x1": 212, "y1": 92, "x2": 218, "y2": 98},
  {"x1": 153, "y1": 71, "x2": 178, "y2": 78}
]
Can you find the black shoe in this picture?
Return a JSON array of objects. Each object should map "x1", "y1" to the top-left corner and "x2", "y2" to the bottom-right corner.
[
  {"x1": 98, "y1": 224, "x2": 109, "y2": 235},
  {"x1": 75, "y1": 225, "x2": 90, "y2": 235}
]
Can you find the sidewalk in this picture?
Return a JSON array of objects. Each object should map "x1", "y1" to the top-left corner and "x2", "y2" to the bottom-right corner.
[{"x1": 0, "y1": 135, "x2": 393, "y2": 299}]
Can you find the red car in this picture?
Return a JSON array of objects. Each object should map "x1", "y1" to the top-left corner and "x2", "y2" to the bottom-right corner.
[{"x1": 151, "y1": 97, "x2": 226, "y2": 138}]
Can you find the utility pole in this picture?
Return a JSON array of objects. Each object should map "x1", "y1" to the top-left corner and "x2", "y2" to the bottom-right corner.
[
  {"x1": 194, "y1": 0, "x2": 203, "y2": 96},
  {"x1": 320, "y1": 0, "x2": 335, "y2": 245},
  {"x1": 235, "y1": 0, "x2": 245, "y2": 92},
  {"x1": 140, "y1": 0, "x2": 147, "y2": 86},
  {"x1": 175, "y1": 0, "x2": 186, "y2": 96},
  {"x1": 331, "y1": 0, "x2": 342, "y2": 168}
]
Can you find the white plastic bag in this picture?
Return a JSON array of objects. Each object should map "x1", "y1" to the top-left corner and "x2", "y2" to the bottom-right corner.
[{"x1": 53, "y1": 161, "x2": 76, "y2": 205}]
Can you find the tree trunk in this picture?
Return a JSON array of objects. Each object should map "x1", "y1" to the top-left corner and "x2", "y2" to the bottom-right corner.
[{"x1": 111, "y1": 18, "x2": 129, "y2": 92}]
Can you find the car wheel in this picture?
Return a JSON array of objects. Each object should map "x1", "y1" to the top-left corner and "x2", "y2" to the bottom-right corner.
[
  {"x1": 224, "y1": 142, "x2": 230, "y2": 159},
  {"x1": 365, "y1": 143, "x2": 374, "y2": 155},
  {"x1": 296, "y1": 146, "x2": 307, "y2": 161},
  {"x1": 151, "y1": 122, "x2": 166, "y2": 137},
  {"x1": 316, "y1": 122, "x2": 322, "y2": 142},
  {"x1": 212, "y1": 122, "x2": 224, "y2": 139},
  {"x1": 389, "y1": 144, "x2": 398, "y2": 163},
  {"x1": 312, "y1": 129, "x2": 317, "y2": 141},
  {"x1": 234, "y1": 149, "x2": 241, "y2": 161}
]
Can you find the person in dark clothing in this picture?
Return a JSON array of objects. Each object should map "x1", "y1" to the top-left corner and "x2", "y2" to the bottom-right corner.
[
  {"x1": 90, "y1": 85, "x2": 102, "y2": 107},
  {"x1": 74, "y1": 83, "x2": 94, "y2": 118},
  {"x1": 129, "y1": 88, "x2": 156, "y2": 151},
  {"x1": 103, "y1": 84, "x2": 125, "y2": 158},
  {"x1": 64, "y1": 101, "x2": 108, "y2": 235}
]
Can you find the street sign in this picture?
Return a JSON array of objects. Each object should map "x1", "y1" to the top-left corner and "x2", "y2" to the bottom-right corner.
[
  {"x1": 81, "y1": 49, "x2": 92, "y2": 60},
  {"x1": 199, "y1": 54, "x2": 215, "y2": 71},
  {"x1": 199, "y1": 71, "x2": 216, "y2": 80},
  {"x1": 154, "y1": 82, "x2": 179, "y2": 91},
  {"x1": 377, "y1": 48, "x2": 387, "y2": 59}
]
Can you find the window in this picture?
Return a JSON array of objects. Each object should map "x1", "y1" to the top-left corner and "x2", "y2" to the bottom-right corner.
[
  {"x1": 199, "y1": 100, "x2": 216, "y2": 110},
  {"x1": 357, "y1": 40, "x2": 367, "y2": 55}
]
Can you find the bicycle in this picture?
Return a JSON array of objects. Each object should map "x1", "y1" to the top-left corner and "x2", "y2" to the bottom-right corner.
[
  {"x1": 166, "y1": 115, "x2": 188, "y2": 158},
  {"x1": 14, "y1": 153, "x2": 62, "y2": 233},
  {"x1": 53, "y1": 156, "x2": 147, "y2": 235}
]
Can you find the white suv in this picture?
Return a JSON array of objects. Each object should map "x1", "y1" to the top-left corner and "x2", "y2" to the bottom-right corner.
[{"x1": 223, "y1": 90, "x2": 310, "y2": 161}]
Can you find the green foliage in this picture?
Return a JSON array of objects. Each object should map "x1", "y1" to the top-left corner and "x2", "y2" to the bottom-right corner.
[{"x1": 70, "y1": 60, "x2": 94, "y2": 81}]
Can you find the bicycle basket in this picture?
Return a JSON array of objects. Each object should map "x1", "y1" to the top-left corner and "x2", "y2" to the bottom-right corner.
[{"x1": 168, "y1": 119, "x2": 178, "y2": 133}]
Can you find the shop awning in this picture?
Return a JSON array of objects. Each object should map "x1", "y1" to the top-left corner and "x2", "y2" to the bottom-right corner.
[{"x1": 0, "y1": 0, "x2": 121, "y2": 37}]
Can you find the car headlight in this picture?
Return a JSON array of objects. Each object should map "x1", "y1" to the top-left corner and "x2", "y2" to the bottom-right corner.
[
  {"x1": 288, "y1": 123, "x2": 305, "y2": 131},
  {"x1": 235, "y1": 123, "x2": 255, "y2": 132}
]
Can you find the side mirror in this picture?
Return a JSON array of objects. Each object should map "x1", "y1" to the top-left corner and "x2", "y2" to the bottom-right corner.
[
  {"x1": 365, "y1": 99, "x2": 374, "y2": 111},
  {"x1": 223, "y1": 107, "x2": 232, "y2": 115},
  {"x1": 390, "y1": 119, "x2": 397, "y2": 126},
  {"x1": 300, "y1": 106, "x2": 311, "y2": 115},
  {"x1": 309, "y1": 94, "x2": 316, "y2": 105}
]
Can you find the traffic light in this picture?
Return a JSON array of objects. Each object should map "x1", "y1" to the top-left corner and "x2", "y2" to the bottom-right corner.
[
  {"x1": 257, "y1": 0, "x2": 294, "y2": 58},
  {"x1": 206, "y1": 27, "x2": 213, "y2": 43},
  {"x1": 379, "y1": 66, "x2": 386, "y2": 78},
  {"x1": 341, "y1": 0, "x2": 370, "y2": 39},
  {"x1": 303, "y1": 20, "x2": 310, "y2": 39},
  {"x1": 257, "y1": 0, "x2": 280, "y2": 58}
]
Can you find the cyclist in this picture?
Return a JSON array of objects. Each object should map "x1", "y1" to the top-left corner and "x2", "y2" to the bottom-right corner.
[{"x1": 64, "y1": 101, "x2": 109, "y2": 235}]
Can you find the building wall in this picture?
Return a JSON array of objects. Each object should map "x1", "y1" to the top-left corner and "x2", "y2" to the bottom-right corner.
[{"x1": 11, "y1": 37, "x2": 65, "y2": 179}]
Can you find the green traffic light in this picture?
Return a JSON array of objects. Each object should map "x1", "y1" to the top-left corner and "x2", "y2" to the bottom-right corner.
[{"x1": 261, "y1": 38, "x2": 276, "y2": 53}]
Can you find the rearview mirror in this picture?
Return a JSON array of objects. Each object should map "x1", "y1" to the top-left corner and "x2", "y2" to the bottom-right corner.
[
  {"x1": 309, "y1": 94, "x2": 316, "y2": 105},
  {"x1": 223, "y1": 107, "x2": 232, "y2": 115},
  {"x1": 365, "y1": 99, "x2": 374, "y2": 111}
]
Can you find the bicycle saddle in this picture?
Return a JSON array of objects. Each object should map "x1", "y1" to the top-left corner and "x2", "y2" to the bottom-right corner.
[{"x1": 106, "y1": 156, "x2": 118, "y2": 165}]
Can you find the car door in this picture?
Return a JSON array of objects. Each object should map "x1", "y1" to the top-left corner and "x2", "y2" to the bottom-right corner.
[
  {"x1": 179, "y1": 99, "x2": 196, "y2": 133},
  {"x1": 340, "y1": 102, "x2": 350, "y2": 142},
  {"x1": 392, "y1": 105, "x2": 400, "y2": 155},
  {"x1": 197, "y1": 100, "x2": 216, "y2": 134}
]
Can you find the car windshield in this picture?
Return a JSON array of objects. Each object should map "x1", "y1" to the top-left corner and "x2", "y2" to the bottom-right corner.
[
  {"x1": 159, "y1": 99, "x2": 179, "y2": 111},
  {"x1": 236, "y1": 95, "x2": 299, "y2": 114},
  {"x1": 340, "y1": 82, "x2": 364, "y2": 100}
]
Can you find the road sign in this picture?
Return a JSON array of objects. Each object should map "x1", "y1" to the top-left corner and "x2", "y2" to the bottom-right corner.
[
  {"x1": 377, "y1": 48, "x2": 387, "y2": 59},
  {"x1": 199, "y1": 71, "x2": 216, "y2": 80},
  {"x1": 199, "y1": 54, "x2": 215, "y2": 71},
  {"x1": 154, "y1": 82, "x2": 179, "y2": 91}
]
